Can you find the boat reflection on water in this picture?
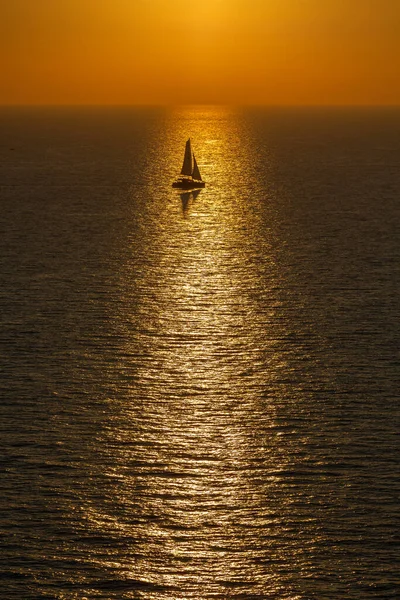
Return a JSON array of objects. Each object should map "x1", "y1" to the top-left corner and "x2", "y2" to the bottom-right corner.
[{"x1": 179, "y1": 188, "x2": 202, "y2": 216}]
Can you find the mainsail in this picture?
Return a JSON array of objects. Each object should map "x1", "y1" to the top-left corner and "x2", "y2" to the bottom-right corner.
[
  {"x1": 192, "y1": 154, "x2": 202, "y2": 181},
  {"x1": 180, "y1": 138, "x2": 193, "y2": 176}
]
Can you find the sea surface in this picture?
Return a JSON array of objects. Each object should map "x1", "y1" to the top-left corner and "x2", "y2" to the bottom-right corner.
[{"x1": 0, "y1": 106, "x2": 399, "y2": 599}]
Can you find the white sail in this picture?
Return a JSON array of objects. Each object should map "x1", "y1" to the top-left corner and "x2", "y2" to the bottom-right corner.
[
  {"x1": 180, "y1": 138, "x2": 193, "y2": 176},
  {"x1": 192, "y1": 153, "x2": 202, "y2": 181}
]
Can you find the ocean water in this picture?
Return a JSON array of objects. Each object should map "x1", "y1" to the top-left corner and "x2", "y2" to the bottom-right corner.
[{"x1": 0, "y1": 106, "x2": 399, "y2": 599}]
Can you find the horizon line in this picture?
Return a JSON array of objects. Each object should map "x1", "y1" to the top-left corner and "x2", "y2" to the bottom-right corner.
[{"x1": 1, "y1": 102, "x2": 400, "y2": 109}]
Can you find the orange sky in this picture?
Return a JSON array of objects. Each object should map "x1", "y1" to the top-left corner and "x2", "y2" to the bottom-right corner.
[{"x1": 1, "y1": 0, "x2": 399, "y2": 105}]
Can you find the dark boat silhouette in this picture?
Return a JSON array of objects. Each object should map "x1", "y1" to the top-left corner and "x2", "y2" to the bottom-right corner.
[{"x1": 172, "y1": 138, "x2": 205, "y2": 189}]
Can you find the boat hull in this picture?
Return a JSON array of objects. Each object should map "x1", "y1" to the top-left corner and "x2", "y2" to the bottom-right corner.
[{"x1": 172, "y1": 177, "x2": 205, "y2": 189}]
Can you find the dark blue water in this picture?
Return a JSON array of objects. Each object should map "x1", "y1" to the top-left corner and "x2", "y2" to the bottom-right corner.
[{"x1": 0, "y1": 106, "x2": 399, "y2": 599}]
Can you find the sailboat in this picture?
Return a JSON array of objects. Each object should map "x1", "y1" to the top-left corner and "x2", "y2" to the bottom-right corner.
[{"x1": 172, "y1": 138, "x2": 205, "y2": 189}]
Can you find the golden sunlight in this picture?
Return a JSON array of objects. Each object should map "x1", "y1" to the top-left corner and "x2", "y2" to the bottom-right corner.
[{"x1": 0, "y1": 0, "x2": 399, "y2": 105}]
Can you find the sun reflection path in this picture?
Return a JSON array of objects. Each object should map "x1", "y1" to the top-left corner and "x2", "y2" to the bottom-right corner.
[{"x1": 82, "y1": 107, "x2": 307, "y2": 598}]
